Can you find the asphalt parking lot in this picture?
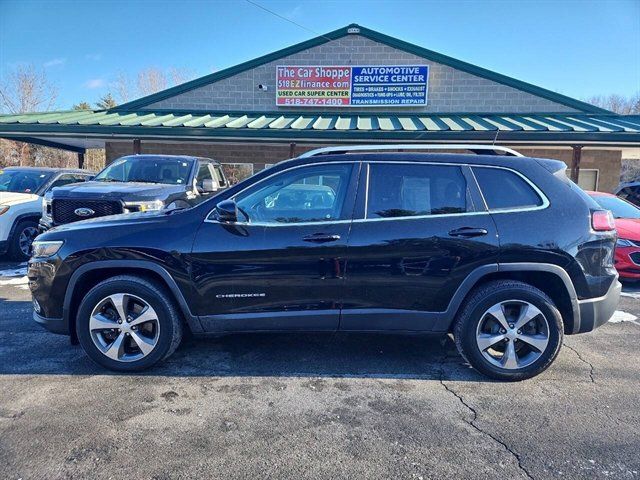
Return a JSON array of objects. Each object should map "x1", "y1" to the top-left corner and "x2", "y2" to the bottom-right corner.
[{"x1": 0, "y1": 259, "x2": 639, "y2": 480}]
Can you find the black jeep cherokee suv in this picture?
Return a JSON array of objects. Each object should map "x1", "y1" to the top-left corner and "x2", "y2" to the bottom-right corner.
[
  {"x1": 28, "y1": 145, "x2": 620, "y2": 380},
  {"x1": 40, "y1": 154, "x2": 227, "y2": 230}
]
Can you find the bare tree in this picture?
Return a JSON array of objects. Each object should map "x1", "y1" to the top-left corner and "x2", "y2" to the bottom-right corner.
[
  {"x1": 584, "y1": 93, "x2": 640, "y2": 114},
  {"x1": 137, "y1": 67, "x2": 168, "y2": 96},
  {"x1": 113, "y1": 72, "x2": 133, "y2": 104},
  {"x1": 0, "y1": 64, "x2": 58, "y2": 114},
  {"x1": 169, "y1": 67, "x2": 196, "y2": 87}
]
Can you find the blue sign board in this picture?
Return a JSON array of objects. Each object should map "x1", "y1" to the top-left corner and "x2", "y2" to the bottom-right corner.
[{"x1": 350, "y1": 65, "x2": 429, "y2": 106}]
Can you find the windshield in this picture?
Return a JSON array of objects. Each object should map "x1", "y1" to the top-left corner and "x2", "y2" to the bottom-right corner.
[
  {"x1": 94, "y1": 156, "x2": 194, "y2": 185},
  {"x1": 0, "y1": 169, "x2": 52, "y2": 193},
  {"x1": 592, "y1": 194, "x2": 640, "y2": 219}
]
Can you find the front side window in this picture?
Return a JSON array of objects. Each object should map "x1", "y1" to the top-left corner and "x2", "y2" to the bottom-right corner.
[
  {"x1": 234, "y1": 163, "x2": 353, "y2": 224},
  {"x1": 94, "y1": 156, "x2": 194, "y2": 185},
  {"x1": 0, "y1": 169, "x2": 52, "y2": 193},
  {"x1": 473, "y1": 167, "x2": 543, "y2": 210},
  {"x1": 366, "y1": 163, "x2": 470, "y2": 219}
]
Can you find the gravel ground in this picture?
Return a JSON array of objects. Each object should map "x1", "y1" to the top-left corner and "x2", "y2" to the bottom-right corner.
[{"x1": 0, "y1": 259, "x2": 639, "y2": 480}]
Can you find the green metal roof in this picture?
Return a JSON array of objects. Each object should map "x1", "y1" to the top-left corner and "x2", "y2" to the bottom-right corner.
[
  {"x1": 113, "y1": 24, "x2": 610, "y2": 115},
  {"x1": 0, "y1": 110, "x2": 638, "y2": 148}
]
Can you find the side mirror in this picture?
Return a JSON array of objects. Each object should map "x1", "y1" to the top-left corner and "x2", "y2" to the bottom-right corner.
[
  {"x1": 215, "y1": 199, "x2": 238, "y2": 223},
  {"x1": 201, "y1": 178, "x2": 217, "y2": 193}
]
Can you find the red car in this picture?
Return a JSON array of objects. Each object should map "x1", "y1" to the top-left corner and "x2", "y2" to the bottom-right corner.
[{"x1": 588, "y1": 191, "x2": 640, "y2": 280}]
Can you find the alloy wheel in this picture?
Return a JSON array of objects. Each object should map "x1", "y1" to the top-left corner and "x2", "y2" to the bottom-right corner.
[
  {"x1": 475, "y1": 300, "x2": 550, "y2": 370},
  {"x1": 18, "y1": 226, "x2": 39, "y2": 257},
  {"x1": 89, "y1": 293, "x2": 160, "y2": 362}
]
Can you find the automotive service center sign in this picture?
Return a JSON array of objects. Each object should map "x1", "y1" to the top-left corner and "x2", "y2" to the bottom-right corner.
[{"x1": 276, "y1": 65, "x2": 429, "y2": 107}]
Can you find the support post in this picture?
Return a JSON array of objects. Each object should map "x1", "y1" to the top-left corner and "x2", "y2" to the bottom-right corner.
[
  {"x1": 133, "y1": 138, "x2": 141, "y2": 155},
  {"x1": 570, "y1": 145, "x2": 582, "y2": 183},
  {"x1": 289, "y1": 142, "x2": 296, "y2": 158},
  {"x1": 78, "y1": 152, "x2": 85, "y2": 169}
]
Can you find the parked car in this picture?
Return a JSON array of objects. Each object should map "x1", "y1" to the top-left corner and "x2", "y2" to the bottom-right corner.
[
  {"x1": 40, "y1": 154, "x2": 228, "y2": 231},
  {"x1": 0, "y1": 166, "x2": 93, "y2": 260},
  {"x1": 614, "y1": 181, "x2": 640, "y2": 208},
  {"x1": 28, "y1": 145, "x2": 620, "y2": 381},
  {"x1": 588, "y1": 190, "x2": 640, "y2": 281}
]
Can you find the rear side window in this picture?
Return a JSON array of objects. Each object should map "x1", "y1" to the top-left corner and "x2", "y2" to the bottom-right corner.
[
  {"x1": 367, "y1": 163, "x2": 470, "y2": 219},
  {"x1": 473, "y1": 167, "x2": 542, "y2": 210}
]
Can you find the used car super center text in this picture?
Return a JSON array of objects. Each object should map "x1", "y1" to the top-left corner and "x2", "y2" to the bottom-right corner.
[{"x1": 1, "y1": 24, "x2": 639, "y2": 380}]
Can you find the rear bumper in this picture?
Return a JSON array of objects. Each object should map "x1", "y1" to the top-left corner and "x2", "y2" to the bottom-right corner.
[
  {"x1": 33, "y1": 310, "x2": 69, "y2": 335},
  {"x1": 576, "y1": 278, "x2": 621, "y2": 333}
]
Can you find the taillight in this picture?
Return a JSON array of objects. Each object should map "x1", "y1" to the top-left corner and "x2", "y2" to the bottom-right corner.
[{"x1": 591, "y1": 210, "x2": 615, "y2": 231}]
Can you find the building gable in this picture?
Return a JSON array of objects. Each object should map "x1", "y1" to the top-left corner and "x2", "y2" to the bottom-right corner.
[{"x1": 117, "y1": 24, "x2": 608, "y2": 115}]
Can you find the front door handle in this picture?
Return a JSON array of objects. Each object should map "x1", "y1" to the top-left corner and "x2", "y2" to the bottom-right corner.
[
  {"x1": 303, "y1": 233, "x2": 341, "y2": 243},
  {"x1": 448, "y1": 227, "x2": 488, "y2": 238}
]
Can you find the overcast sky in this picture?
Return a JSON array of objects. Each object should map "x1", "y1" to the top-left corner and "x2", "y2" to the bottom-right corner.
[{"x1": 1, "y1": 0, "x2": 639, "y2": 110}]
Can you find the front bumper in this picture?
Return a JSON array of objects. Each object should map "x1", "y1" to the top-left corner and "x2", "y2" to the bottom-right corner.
[
  {"x1": 576, "y1": 278, "x2": 621, "y2": 333},
  {"x1": 33, "y1": 310, "x2": 68, "y2": 335}
]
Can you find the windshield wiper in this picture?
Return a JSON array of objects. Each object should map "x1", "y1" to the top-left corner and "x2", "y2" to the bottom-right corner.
[
  {"x1": 95, "y1": 178, "x2": 120, "y2": 182},
  {"x1": 128, "y1": 179, "x2": 160, "y2": 184}
]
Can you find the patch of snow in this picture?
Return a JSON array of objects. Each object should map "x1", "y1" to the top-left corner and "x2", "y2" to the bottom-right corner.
[
  {"x1": 0, "y1": 276, "x2": 29, "y2": 290},
  {"x1": 620, "y1": 290, "x2": 640, "y2": 299},
  {"x1": 0, "y1": 263, "x2": 27, "y2": 278},
  {"x1": 608, "y1": 310, "x2": 640, "y2": 326}
]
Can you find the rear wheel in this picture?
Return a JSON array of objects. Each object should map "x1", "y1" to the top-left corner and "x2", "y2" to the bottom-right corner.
[
  {"x1": 8, "y1": 220, "x2": 39, "y2": 260},
  {"x1": 76, "y1": 275, "x2": 182, "y2": 371},
  {"x1": 453, "y1": 280, "x2": 563, "y2": 381}
]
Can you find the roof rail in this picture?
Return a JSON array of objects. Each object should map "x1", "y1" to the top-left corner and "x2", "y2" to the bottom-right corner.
[{"x1": 299, "y1": 144, "x2": 524, "y2": 158}]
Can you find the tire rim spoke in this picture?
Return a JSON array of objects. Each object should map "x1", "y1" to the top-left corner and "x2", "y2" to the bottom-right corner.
[
  {"x1": 130, "y1": 330, "x2": 155, "y2": 356},
  {"x1": 129, "y1": 306, "x2": 157, "y2": 327},
  {"x1": 517, "y1": 333, "x2": 548, "y2": 353},
  {"x1": 476, "y1": 333, "x2": 506, "y2": 351},
  {"x1": 108, "y1": 293, "x2": 129, "y2": 323},
  {"x1": 501, "y1": 340, "x2": 519, "y2": 369},
  {"x1": 89, "y1": 312, "x2": 117, "y2": 331},
  {"x1": 103, "y1": 331, "x2": 126, "y2": 360},
  {"x1": 485, "y1": 304, "x2": 510, "y2": 331},
  {"x1": 514, "y1": 304, "x2": 542, "y2": 330}
]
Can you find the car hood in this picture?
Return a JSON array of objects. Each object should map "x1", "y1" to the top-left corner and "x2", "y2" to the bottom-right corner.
[
  {"x1": 47, "y1": 210, "x2": 169, "y2": 233},
  {"x1": 614, "y1": 218, "x2": 640, "y2": 241},
  {"x1": 51, "y1": 181, "x2": 187, "y2": 201},
  {"x1": 0, "y1": 191, "x2": 40, "y2": 206}
]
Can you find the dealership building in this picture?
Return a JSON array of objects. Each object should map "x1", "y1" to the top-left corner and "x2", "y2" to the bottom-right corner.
[{"x1": 0, "y1": 24, "x2": 638, "y2": 190}]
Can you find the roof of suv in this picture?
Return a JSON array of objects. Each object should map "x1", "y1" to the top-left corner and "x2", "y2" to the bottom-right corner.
[
  {"x1": 1, "y1": 166, "x2": 91, "y2": 174},
  {"x1": 288, "y1": 152, "x2": 565, "y2": 172},
  {"x1": 120, "y1": 154, "x2": 221, "y2": 164}
]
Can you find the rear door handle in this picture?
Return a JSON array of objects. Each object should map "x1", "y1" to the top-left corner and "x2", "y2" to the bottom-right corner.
[
  {"x1": 303, "y1": 233, "x2": 341, "y2": 243},
  {"x1": 448, "y1": 227, "x2": 488, "y2": 238}
]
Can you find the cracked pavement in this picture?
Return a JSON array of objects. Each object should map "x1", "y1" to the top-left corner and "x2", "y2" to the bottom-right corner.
[{"x1": 1, "y1": 259, "x2": 639, "y2": 479}]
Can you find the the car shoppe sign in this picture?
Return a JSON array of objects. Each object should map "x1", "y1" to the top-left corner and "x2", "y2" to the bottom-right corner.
[{"x1": 276, "y1": 65, "x2": 429, "y2": 107}]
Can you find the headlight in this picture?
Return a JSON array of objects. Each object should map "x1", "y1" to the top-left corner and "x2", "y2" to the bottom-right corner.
[
  {"x1": 31, "y1": 240, "x2": 64, "y2": 258},
  {"x1": 124, "y1": 200, "x2": 164, "y2": 212},
  {"x1": 0, "y1": 206, "x2": 10, "y2": 216},
  {"x1": 616, "y1": 238, "x2": 636, "y2": 248}
]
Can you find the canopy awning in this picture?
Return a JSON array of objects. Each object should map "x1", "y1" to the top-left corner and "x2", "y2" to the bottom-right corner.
[{"x1": 1, "y1": 109, "x2": 639, "y2": 152}]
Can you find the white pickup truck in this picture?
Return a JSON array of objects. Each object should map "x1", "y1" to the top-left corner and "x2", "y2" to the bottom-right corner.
[{"x1": 0, "y1": 167, "x2": 93, "y2": 260}]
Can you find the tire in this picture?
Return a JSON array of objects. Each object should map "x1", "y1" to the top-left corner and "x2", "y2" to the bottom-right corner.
[
  {"x1": 8, "y1": 219, "x2": 39, "y2": 261},
  {"x1": 453, "y1": 280, "x2": 563, "y2": 381},
  {"x1": 76, "y1": 275, "x2": 183, "y2": 372}
]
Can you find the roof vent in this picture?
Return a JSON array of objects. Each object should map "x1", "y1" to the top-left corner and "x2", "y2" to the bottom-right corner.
[{"x1": 347, "y1": 27, "x2": 360, "y2": 34}]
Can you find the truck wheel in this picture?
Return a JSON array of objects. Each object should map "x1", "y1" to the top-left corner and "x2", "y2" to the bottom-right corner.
[
  {"x1": 8, "y1": 220, "x2": 39, "y2": 260},
  {"x1": 76, "y1": 275, "x2": 183, "y2": 372},
  {"x1": 453, "y1": 280, "x2": 563, "y2": 381}
]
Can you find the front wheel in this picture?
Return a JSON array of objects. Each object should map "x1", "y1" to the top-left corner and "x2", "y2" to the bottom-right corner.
[
  {"x1": 453, "y1": 280, "x2": 563, "y2": 381},
  {"x1": 9, "y1": 220, "x2": 39, "y2": 260},
  {"x1": 76, "y1": 275, "x2": 183, "y2": 371}
]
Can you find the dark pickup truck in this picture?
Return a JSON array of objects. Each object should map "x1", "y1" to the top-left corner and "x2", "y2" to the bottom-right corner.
[{"x1": 40, "y1": 154, "x2": 228, "y2": 230}]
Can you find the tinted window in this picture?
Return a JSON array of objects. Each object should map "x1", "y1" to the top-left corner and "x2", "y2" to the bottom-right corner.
[
  {"x1": 235, "y1": 164, "x2": 352, "y2": 224},
  {"x1": 473, "y1": 167, "x2": 542, "y2": 210},
  {"x1": 367, "y1": 164, "x2": 469, "y2": 219},
  {"x1": 591, "y1": 194, "x2": 640, "y2": 219},
  {"x1": 49, "y1": 174, "x2": 86, "y2": 189},
  {"x1": 94, "y1": 156, "x2": 193, "y2": 185},
  {"x1": 0, "y1": 169, "x2": 52, "y2": 193}
]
